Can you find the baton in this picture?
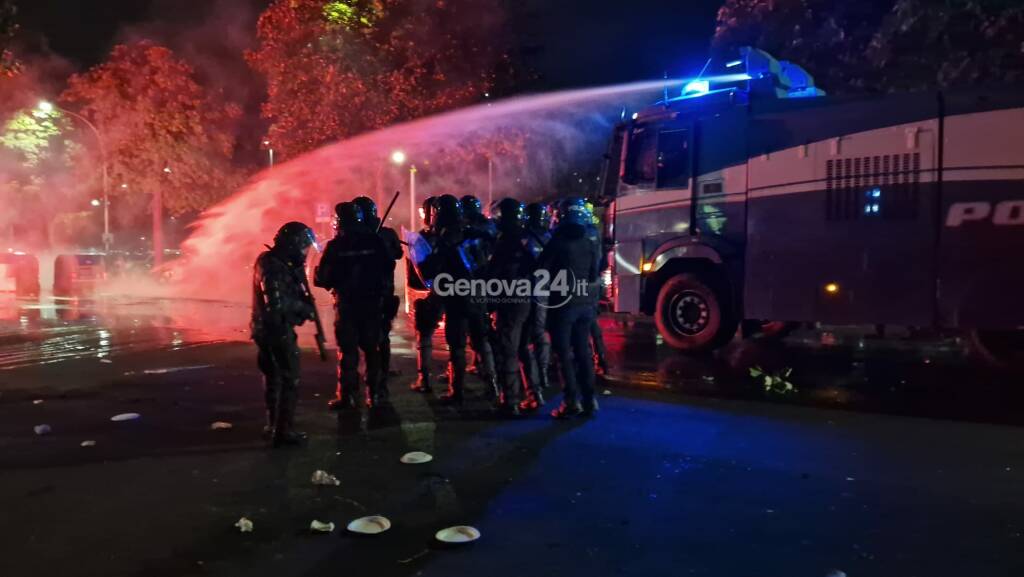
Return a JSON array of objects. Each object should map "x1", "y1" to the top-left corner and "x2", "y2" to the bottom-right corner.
[{"x1": 378, "y1": 190, "x2": 401, "y2": 233}]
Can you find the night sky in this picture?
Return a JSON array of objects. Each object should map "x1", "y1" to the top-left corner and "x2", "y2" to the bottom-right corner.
[{"x1": 14, "y1": 0, "x2": 722, "y2": 88}]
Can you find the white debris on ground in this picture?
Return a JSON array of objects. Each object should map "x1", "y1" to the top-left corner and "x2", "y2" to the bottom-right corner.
[
  {"x1": 32, "y1": 399, "x2": 44, "y2": 405},
  {"x1": 400, "y1": 451, "x2": 433, "y2": 464},
  {"x1": 80, "y1": 440, "x2": 96, "y2": 447},
  {"x1": 110, "y1": 413, "x2": 141, "y2": 422},
  {"x1": 311, "y1": 470, "x2": 340, "y2": 486},
  {"x1": 33, "y1": 424, "x2": 51, "y2": 435},
  {"x1": 210, "y1": 421, "x2": 233, "y2": 431},
  {"x1": 234, "y1": 517, "x2": 254, "y2": 533},
  {"x1": 309, "y1": 520, "x2": 335, "y2": 533},
  {"x1": 346, "y1": 516, "x2": 391, "y2": 535}
]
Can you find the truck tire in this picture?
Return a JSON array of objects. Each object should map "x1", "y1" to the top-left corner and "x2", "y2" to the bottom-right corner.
[
  {"x1": 968, "y1": 330, "x2": 1024, "y2": 373},
  {"x1": 654, "y1": 273, "x2": 735, "y2": 352}
]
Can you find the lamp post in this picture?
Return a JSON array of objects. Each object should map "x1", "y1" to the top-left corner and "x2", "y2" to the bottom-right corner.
[
  {"x1": 38, "y1": 100, "x2": 111, "y2": 252},
  {"x1": 263, "y1": 140, "x2": 274, "y2": 168},
  {"x1": 487, "y1": 156, "x2": 494, "y2": 212},
  {"x1": 153, "y1": 166, "x2": 171, "y2": 269},
  {"x1": 390, "y1": 150, "x2": 416, "y2": 232}
]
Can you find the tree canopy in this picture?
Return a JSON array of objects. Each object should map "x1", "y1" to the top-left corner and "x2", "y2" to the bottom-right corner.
[
  {"x1": 61, "y1": 41, "x2": 243, "y2": 216},
  {"x1": 713, "y1": 0, "x2": 1024, "y2": 94},
  {"x1": 247, "y1": 0, "x2": 510, "y2": 158}
]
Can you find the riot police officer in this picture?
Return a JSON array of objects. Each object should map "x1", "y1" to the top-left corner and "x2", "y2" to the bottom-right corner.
[
  {"x1": 519, "y1": 202, "x2": 552, "y2": 412},
  {"x1": 421, "y1": 194, "x2": 497, "y2": 404},
  {"x1": 460, "y1": 194, "x2": 499, "y2": 379},
  {"x1": 461, "y1": 194, "x2": 498, "y2": 241},
  {"x1": 538, "y1": 198, "x2": 601, "y2": 418},
  {"x1": 486, "y1": 198, "x2": 535, "y2": 415},
  {"x1": 251, "y1": 222, "x2": 319, "y2": 447},
  {"x1": 410, "y1": 196, "x2": 443, "y2": 393},
  {"x1": 316, "y1": 202, "x2": 392, "y2": 409},
  {"x1": 353, "y1": 196, "x2": 402, "y2": 392}
]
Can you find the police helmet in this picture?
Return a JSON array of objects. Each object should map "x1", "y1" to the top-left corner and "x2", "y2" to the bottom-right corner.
[
  {"x1": 461, "y1": 195, "x2": 483, "y2": 218},
  {"x1": 353, "y1": 196, "x2": 378, "y2": 222},
  {"x1": 273, "y1": 221, "x2": 319, "y2": 256},
  {"x1": 525, "y1": 202, "x2": 551, "y2": 230},
  {"x1": 554, "y1": 197, "x2": 589, "y2": 228},
  {"x1": 494, "y1": 197, "x2": 524, "y2": 233},
  {"x1": 334, "y1": 201, "x2": 364, "y2": 233},
  {"x1": 434, "y1": 194, "x2": 463, "y2": 229}
]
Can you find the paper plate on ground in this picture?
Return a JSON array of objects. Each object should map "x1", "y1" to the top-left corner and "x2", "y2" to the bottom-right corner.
[
  {"x1": 435, "y1": 525, "x2": 481, "y2": 544},
  {"x1": 400, "y1": 451, "x2": 433, "y2": 464},
  {"x1": 110, "y1": 413, "x2": 141, "y2": 422},
  {"x1": 347, "y1": 515, "x2": 391, "y2": 535}
]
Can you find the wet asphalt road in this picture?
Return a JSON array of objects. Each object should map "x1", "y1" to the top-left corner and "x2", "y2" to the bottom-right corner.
[{"x1": 0, "y1": 295, "x2": 1022, "y2": 577}]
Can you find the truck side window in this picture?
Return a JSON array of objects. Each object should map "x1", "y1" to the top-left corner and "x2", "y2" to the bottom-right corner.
[
  {"x1": 622, "y1": 125, "x2": 658, "y2": 187},
  {"x1": 657, "y1": 129, "x2": 690, "y2": 189}
]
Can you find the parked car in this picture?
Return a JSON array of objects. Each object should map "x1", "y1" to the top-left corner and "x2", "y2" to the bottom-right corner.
[{"x1": 53, "y1": 254, "x2": 106, "y2": 297}]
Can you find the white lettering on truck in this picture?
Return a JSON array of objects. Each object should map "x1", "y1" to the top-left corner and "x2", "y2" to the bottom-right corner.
[{"x1": 946, "y1": 201, "x2": 1024, "y2": 226}]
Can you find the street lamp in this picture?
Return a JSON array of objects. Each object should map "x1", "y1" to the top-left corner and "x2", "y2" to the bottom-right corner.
[
  {"x1": 37, "y1": 100, "x2": 112, "y2": 252},
  {"x1": 263, "y1": 140, "x2": 274, "y2": 167},
  {"x1": 391, "y1": 151, "x2": 418, "y2": 234}
]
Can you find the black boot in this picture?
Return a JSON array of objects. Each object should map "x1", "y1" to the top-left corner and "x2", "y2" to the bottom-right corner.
[
  {"x1": 496, "y1": 372, "x2": 521, "y2": 416},
  {"x1": 365, "y1": 376, "x2": 386, "y2": 409},
  {"x1": 372, "y1": 381, "x2": 390, "y2": 407},
  {"x1": 263, "y1": 381, "x2": 278, "y2": 440},
  {"x1": 327, "y1": 381, "x2": 358, "y2": 411},
  {"x1": 410, "y1": 370, "x2": 432, "y2": 393},
  {"x1": 483, "y1": 373, "x2": 500, "y2": 402},
  {"x1": 262, "y1": 410, "x2": 275, "y2": 440},
  {"x1": 551, "y1": 401, "x2": 583, "y2": 420},
  {"x1": 581, "y1": 397, "x2": 599, "y2": 417},
  {"x1": 538, "y1": 365, "x2": 551, "y2": 391},
  {"x1": 518, "y1": 388, "x2": 546, "y2": 413},
  {"x1": 439, "y1": 364, "x2": 464, "y2": 405},
  {"x1": 273, "y1": 388, "x2": 307, "y2": 447}
]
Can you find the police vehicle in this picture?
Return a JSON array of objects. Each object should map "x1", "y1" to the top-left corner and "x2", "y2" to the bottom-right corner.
[{"x1": 604, "y1": 47, "x2": 1024, "y2": 366}]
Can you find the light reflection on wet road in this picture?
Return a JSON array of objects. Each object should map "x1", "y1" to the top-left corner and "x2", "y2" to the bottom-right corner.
[
  {"x1": 0, "y1": 294, "x2": 1019, "y2": 424},
  {"x1": 0, "y1": 295, "x2": 250, "y2": 371}
]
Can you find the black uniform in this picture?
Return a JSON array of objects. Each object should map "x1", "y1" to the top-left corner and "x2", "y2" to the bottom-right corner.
[
  {"x1": 375, "y1": 223, "x2": 403, "y2": 385},
  {"x1": 462, "y1": 198, "x2": 499, "y2": 377},
  {"x1": 316, "y1": 220, "x2": 392, "y2": 408},
  {"x1": 487, "y1": 203, "x2": 536, "y2": 413},
  {"x1": 251, "y1": 240, "x2": 316, "y2": 445},
  {"x1": 422, "y1": 215, "x2": 497, "y2": 404},
  {"x1": 410, "y1": 225, "x2": 444, "y2": 393},
  {"x1": 520, "y1": 221, "x2": 552, "y2": 409},
  {"x1": 538, "y1": 219, "x2": 600, "y2": 417}
]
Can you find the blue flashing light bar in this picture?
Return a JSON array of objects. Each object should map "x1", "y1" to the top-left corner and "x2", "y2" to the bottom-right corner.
[
  {"x1": 683, "y1": 80, "x2": 710, "y2": 95},
  {"x1": 667, "y1": 47, "x2": 825, "y2": 104}
]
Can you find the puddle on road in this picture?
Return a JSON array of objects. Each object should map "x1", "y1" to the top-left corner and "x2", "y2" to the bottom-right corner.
[
  {"x1": 597, "y1": 316, "x2": 1024, "y2": 426},
  {"x1": 0, "y1": 295, "x2": 248, "y2": 370}
]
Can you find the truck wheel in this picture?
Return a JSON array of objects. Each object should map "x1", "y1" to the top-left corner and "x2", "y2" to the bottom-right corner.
[
  {"x1": 654, "y1": 273, "x2": 735, "y2": 352},
  {"x1": 968, "y1": 330, "x2": 1024, "y2": 372}
]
